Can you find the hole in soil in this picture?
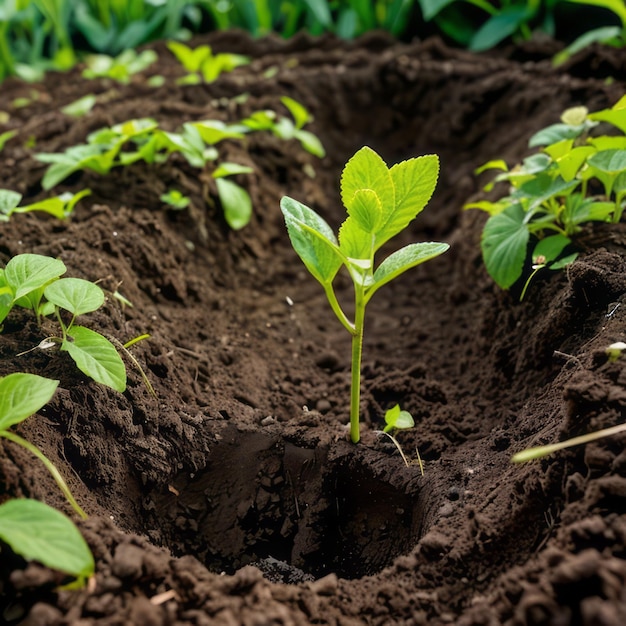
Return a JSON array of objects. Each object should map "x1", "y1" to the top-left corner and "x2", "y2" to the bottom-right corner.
[{"x1": 148, "y1": 425, "x2": 424, "y2": 581}]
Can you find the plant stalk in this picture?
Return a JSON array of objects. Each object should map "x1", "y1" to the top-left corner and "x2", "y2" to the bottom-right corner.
[
  {"x1": 350, "y1": 289, "x2": 365, "y2": 443},
  {"x1": 1, "y1": 430, "x2": 88, "y2": 519}
]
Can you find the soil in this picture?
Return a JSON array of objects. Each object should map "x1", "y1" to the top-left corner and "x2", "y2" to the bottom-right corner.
[{"x1": 1, "y1": 31, "x2": 626, "y2": 626}]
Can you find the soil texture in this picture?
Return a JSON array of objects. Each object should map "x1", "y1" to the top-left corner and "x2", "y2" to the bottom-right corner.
[{"x1": 1, "y1": 32, "x2": 626, "y2": 625}]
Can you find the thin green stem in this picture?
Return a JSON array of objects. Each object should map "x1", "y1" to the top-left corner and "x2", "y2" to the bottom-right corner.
[
  {"x1": 1, "y1": 430, "x2": 87, "y2": 519},
  {"x1": 350, "y1": 288, "x2": 365, "y2": 443},
  {"x1": 324, "y1": 284, "x2": 355, "y2": 334}
]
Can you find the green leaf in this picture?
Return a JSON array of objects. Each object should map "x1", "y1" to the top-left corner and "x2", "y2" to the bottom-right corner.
[
  {"x1": 280, "y1": 96, "x2": 311, "y2": 130},
  {"x1": 212, "y1": 162, "x2": 254, "y2": 178},
  {"x1": 481, "y1": 204, "x2": 529, "y2": 289},
  {"x1": 516, "y1": 174, "x2": 580, "y2": 211},
  {"x1": 190, "y1": 120, "x2": 245, "y2": 145},
  {"x1": 418, "y1": 0, "x2": 457, "y2": 20},
  {"x1": 0, "y1": 373, "x2": 59, "y2": 430},
  {"x1": 529, "y1": 123, "x2": 588, "y2": 148},
  {"x1": 383, "y1": 404, "x2": 415, "y2": 432},
  {"x1": 280, "y1": 196, "x2": 343, "y2": 286},
  {"x1": 294, "y1": 129, "x2": 326, "y2": 158},
  {"x1": 0, "y1": 499, "x2": 94, "y2": 581},
  {"x1": 44, "y1": 278, "x2": 105, "y2": 317},
  {"x1": 341, "y1": 147, "x2": 394, "y2": 219},
  {"x1": 469, "y1": 7, "x2": 529, "y2": 52},
  {"x1": 587, "y1": 149, "x2": 626, "y2": 173},
  {"x1": 474, "y1": 159, "x2": 508, "y2": 175},
  {"x1": 369, "y1": 241, "x2": 449, "y2": 298},
  {"x1": 0, "y1": 190, "x2": 22, "y2": 216},
  {"x1": 349, "y1": 188, "x2": 383, "y2": 233},
  {"x1": 0, "y1": 130, "x2": 17, "y2": 152},
  {"x1": 533, "y1": 234, "x2": 571, "y2": 264},
  {"x1": 215, "y1": 178, "x2": 252, "y2": 230},
  {"x1": 4, "y1": 254, "x2": 67, "y2": 301},
  {"x1": 62, "y1": 326, "x2": 126, "y2": 392},
  {"x1": 61, "y1": 95, "x2": 97, "y2": 118},
  {"x1": 338, "y1": 216, "x2": 375, "y2": 260},
  {"x1": 555, "y1": 146, "x2": 596, "y2": 181},
  {"x1": 378, "y1": 154, "x2": 439, "y2": 248}
]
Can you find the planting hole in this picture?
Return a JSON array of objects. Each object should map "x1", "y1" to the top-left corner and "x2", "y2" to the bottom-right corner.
[{"x1": 148, "y1": 426, "x2": 424, "y2": 581}]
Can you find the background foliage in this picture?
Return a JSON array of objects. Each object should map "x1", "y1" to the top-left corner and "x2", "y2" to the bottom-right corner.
[{"x1": 0, "y1": 0, "x2": 623, "y2": 83}]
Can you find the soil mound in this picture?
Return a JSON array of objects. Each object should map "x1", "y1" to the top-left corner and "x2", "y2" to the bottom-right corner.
[{"x1": 1, "y1": 32, "x2": 625, "y2": 625}]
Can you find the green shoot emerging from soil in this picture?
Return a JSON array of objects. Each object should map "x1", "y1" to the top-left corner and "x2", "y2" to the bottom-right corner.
[
  {"x1": 281, "y1": 146, "x2": 448, "y2": 443},
  {"x1": 0, "y1": 253, "x2": 127, "y2": 392},
  {"x1": 0, "y1": 372, "x2": 94, "y2": 587}
]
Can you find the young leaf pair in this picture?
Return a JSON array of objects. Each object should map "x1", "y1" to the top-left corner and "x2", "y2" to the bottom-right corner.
[
  {"x1": 0, "y1": 254, "x2": 126, "y2": 392},
  {"x1": 281, "y1": 146, "x2": 448, "y2": 443}
]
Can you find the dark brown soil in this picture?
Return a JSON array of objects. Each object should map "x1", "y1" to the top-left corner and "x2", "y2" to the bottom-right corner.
[{"x1": 1, "y1": 32, "x2": 626, "y2": 625}]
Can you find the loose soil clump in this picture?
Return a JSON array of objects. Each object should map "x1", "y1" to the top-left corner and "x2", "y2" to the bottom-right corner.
[{"x1": 1, "y1": 32, "x2": 626, "y2": 625}]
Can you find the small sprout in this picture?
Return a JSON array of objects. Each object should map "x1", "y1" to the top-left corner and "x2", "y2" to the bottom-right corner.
[
  {"x1": 383, "y1": 404, "x2": 415, "y2": 433},
  {"x1": 61, "y1": 95, "x2": 97, "y2": 118},
  {"x1": 606, "y1": 341, "x2": 626, "y2": 362},
  {"x1": 160, "y1": 189, "x2": 190, "y2": 210},
  {"x1": 281, "y1": 146, "x2": 448, "y2": 443}
]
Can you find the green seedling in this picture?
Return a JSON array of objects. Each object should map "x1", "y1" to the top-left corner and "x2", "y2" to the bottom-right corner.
[
  {"x1": 0, "y1": 188, "x2": 90, "y2": 221},
  {"x1": 238, "y1": 96, "x2": 326, "y2": 158},
  {"x1": 281, "y1": 146, "x2": 448, "y2": 443},
  {"x1": 380, "y1": 404, "x2": 420, "y2": 470},
  {"x1": 466, "y1": 96, "x2": 626, "y2": 294},
  {"x1": 383, "y1": 403, "x2": 415, "y2": 433},
  {"x1": 0, "y1": 254, "x2": 126, "y2": 392},
  {"x1": 82, "y1": 49, "x2": 157, "y2": 84},
  {"x1": 61, "y1": 94, "x2": 97, "y2": 118},
  {"x1": 160, "y1": 189, "x2": 190, "y2": 210},
  {"x1": 36, "y1": 102, "x2": 323, "y2": 229},
  {"x1": 0, "y1": 372, "x2": 94, "y2": 586},
  {"x1": 0, "y1": 130, "x2": 16, "y2": 152},
  {"x1": 167, "y1": 41, "x2": 249, "y2": 84}
]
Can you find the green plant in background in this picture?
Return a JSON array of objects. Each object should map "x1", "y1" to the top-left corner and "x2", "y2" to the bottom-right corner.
[
  {"x1": 281, "y1": 146, "x2": 448, "y2": 443},
  {"x1": 167, "y1": 40, "x2": 250, "y2": 83},
  {"x1": 0, "y1": 372, "x2": 95, "y2": 587},
  {"x1": 81, "y1": 48, "x2": 157, "y2": 83},
  {"x1": 0, "y1": 254, "x2": 127, "y2": 392},
  {"x1": 465, "y1": 96, "x2": 626, "y2": 294},
  {"x1": 0, "y1": 188, "x2": 90, "y2": 221},
  {"x1": 553, "y1": 0, "x2": 626, "y2": 64},
  {"x1": 417, "y1": 0, "x2": 625, "y2": 51},
  {"x1": 36, "y1": 99, "x2": 324, "y2": 229}
]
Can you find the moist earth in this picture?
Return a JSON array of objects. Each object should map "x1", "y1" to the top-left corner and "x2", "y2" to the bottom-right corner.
[{"x1": 1, "y1": 32, "x2": 626, "y2": 625}]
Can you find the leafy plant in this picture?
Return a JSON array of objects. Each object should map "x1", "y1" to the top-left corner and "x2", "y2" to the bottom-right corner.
[
  {"x1": 0, "y1": 188, "x2": 91, "y2": 222},
  {"x1": 554, "y1": 0, "x2": 626, "y2": 64},
  {"x1": 0, "y1": 254, "x2": 127, "y2": 392},
  {"x1": 238, "y1": 96, "x2": 326, "y2": 159},
  {"x1": 465, "y1": 96, "x2": 626, "y2": 293},
  {"x1": 167, "y1": 41, "x2": 250, "y2": 84},
  {"x1": 0, "y1": 372, "x2": 94, "y2": 586},
  {"x1": 281, "y1": 146, "x2": 448, "y2": 443},
  {"x1": 36, "y1": 100, "x2": 324, "y2": 229},
  {"x1": 383, "y1": 403, "x2": 415, "y2": 433},
  {"x1": 82, "y1": 48, "x2": 157, "y2": 83}
]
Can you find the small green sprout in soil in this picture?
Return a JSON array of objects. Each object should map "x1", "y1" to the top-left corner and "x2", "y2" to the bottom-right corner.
[
  {"x1": 160, "y1": 188, "x2": 190, "y2": 210},
  {"x1": 0, "y1": 253, "x2": 127, "y2": 392},
  {"x1": 82, "y1": 48, "x2": 158, "y2": 84},
  {"x1": 36, "y1": 99, "x2": 324, "y2": 229},
  {"x1": 167, "y1": 41, "x2": 250, "y2": 84},
  {"x1": 61, "y1": 94, "x2": 97, "y2": 118},
  {"x1": 281, "y1": 146, "x2": 448, "y2": 443},
  {"x1": 0, "y1": 188, "x2": 90, "y2": 221},
  {"x1": 466, "y1": 96, "x2": 626, "y2": 295},
  {"x1": 380, "y1": 404, "x2": 419, "y2": 469},
  {"x1": 0, "y1": 372, "x2": 94, "y2": 586}
]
